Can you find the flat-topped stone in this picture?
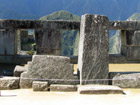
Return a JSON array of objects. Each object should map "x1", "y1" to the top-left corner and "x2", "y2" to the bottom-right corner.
[
  {"x1": 20, "y1": 55, "x2": 79, "y2": 88},
  {"x1": 50, "y1": 84, "x2": 77, "y2": 92},
  {"x1": 112, "y1": 73, "x2": 140, "y2": 88},
  {"x1": 0, "y1": 77, "x2": 19, "y2": 90},
  {"x1": 14, "y1": 65, "x2": 27, "y2": 77},
  {"x1": 78, "y1": 85, "x2": 124, "y2": 94},
  {"x1": 32, "y1": 81, "x2": 49, "y2": 91}
]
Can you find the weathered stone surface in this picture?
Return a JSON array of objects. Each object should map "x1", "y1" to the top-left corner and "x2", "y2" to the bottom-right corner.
[
  {"x1": 109, "y1": 21, "x2": 140, "y2": 30},
  {"x1": 69, "y1": 55, "x2": 140, "y2": 64},
  {"x1": 0, "y1": 55, "x2": 32, "y2": 64},
  {"x1": 0, "y1": 28, "x2": 15, "y2": 55},
  {"x1": 132, "y1": 31, "x2": 140, "y2": 45},
  {"x1": 35, "y1": 29, "x2": 62, "y2": 55},
  {"x1": 20, "y1": 55, "x2": 79, "y2": 88},
  {"x1": 109, "y1": 72, "x2": 140, "y2": 85},
  {"x1": 78, "y1": 85, "x2": 124, "y2": 94},
  {"x1": 109, "y1": 54, "x2": 128, "y2": 63},
  {"x1": 125, "y1": 30, "x2": 135, "y2": 45},
  {"x1": 78, "y1": 14, "x2": 109, "y2": 85},
  {"x1": 14, "y1": 65, "x2": 27, "y2": 77},
  {"x1": 109, "y1": 72, "x2": 140, "y2": 79},
  {"x1": 112, "y1": 73, "x2": 140, "y2": 88},
  {"x1": 0, "y1": 77, "x2": 19, "y2": 90},
  {"x1": 0, "y1": 20, "x2": 80, "y2": 29},
  {"x1": 50, "y1": 84, "x2": 77, "y2": 92},
  {"x1": 20, "y1": 72, "x2": 33, "y2": 88},
  {"x1": 32, "y1": 81, "x2": 49, "y2": 91},
  {"x1": 122, "y1": 45, "x2": 140, "y2": 61}
]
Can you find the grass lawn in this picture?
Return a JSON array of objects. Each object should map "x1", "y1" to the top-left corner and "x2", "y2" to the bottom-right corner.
[{"x1": 74, "y1": 64, "x2": 140, "y2": 72}]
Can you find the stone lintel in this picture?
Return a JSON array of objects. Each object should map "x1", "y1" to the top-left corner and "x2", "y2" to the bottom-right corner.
[
  {"x1": 0, "y1": 20, "x2": 80, "y2": 29},
  {"x1": 109, "y1": 21, "x2": 140, "y2": 30}
]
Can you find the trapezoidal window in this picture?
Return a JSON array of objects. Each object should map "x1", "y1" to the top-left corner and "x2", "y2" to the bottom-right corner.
[{"x1": 16, "y1": 29, "x2": 36, "y2": 55}]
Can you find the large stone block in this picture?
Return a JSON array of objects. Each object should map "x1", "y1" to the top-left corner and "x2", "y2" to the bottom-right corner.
[
  {"x1": 14, "y1": 65, "x2": 27, "y2": 77},
  {"x1": 20, "y1": 72, "x2": 33, "y2": 88},
  {"x1": 78, "y1": 14, "x2": 109, "y2": 85},
  {"x1": 50, "y1": 84, "x2": 77, "y2": 92},
  {"x1": 32, "y1": 81, "x2": 49, "y2": 91},
  {"x1": 0, "y1": 28, "x2": 16, "y2": 55},
  {"x1": 112, "y1": 73, "x2": 140, "y2": 88},
  {"x1": 0, "y1": 77, "x2": 19, "y2": 90},
  {"x1": 0, "y1": 55, "x2": 32, "y2": 64},
  {"x1": 121, "y1": 45, "x2": 140, "y2": 61},
  {"x1": 78, "y1": 85, "x2": 124, "y2": 94},
  {"x1": 20, "y1": 55, "x2": 79, "y2": 88},
  {"x1": 132, "y1": 31, "x2": 140, "y2": 45}
]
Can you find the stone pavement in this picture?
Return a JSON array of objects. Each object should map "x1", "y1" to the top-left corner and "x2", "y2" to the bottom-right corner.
[{"x1": 0, "y1": 89, "x2": 140, "y2": 105}]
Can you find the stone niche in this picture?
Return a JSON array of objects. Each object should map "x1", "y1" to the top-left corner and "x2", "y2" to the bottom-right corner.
[
  {"x1": 35, "y1": 29, "x2": 62, "y2": 55},
  {"x1": 78, "y1": 14, "x2": 109, "y2": 85},
  {"x1": 121, "y1": 30, "x2": 140, "y2": 61},
  {"x1": 0, "y1": 28, "x2": 16, "y2": 55},
  {"x1": 20, "y1": 55, "x2": 79, "y2": 88}
]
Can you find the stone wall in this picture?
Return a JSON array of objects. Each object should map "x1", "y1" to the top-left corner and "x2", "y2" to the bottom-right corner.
[
  {"x1": 0, "y1": 28, "x2": 16, "y2": 55},
  {"x1": 20, "y1": 55, "x2": 79, "y2": 88},
  {"x1": 0, "y1": 20, "x2": 80, "y2": 64}
]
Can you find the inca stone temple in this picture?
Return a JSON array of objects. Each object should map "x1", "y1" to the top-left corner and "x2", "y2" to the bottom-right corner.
[{"x1": 1, "y1": 14, "x2": 140, "y2": 94}]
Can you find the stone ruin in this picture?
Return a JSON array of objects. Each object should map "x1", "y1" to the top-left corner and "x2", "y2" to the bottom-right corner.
[{"x1": 1, "y1": 14, "x2": 140, "y2": 94}]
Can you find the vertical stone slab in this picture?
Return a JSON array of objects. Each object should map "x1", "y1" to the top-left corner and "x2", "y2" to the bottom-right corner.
[
  {"x1": 126, "y1": 30, "x2": 135, "y2": 45},
  {"x1": 0, "y1": 28, "x2": 16, "y2": 55},
  {"x1": 78, "y1": 14, "x2": 109, "y2": 85},
  {"x1": 132, "y1": 31, "x2": 140, "y2": 45}
]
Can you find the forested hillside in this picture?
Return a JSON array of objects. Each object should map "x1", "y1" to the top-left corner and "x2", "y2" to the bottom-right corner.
[{"x1": 40, "y1": 11, "x2": 80, "y2": 56}]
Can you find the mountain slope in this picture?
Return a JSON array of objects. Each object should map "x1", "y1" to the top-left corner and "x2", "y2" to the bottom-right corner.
[
  {"x1": 40, "y1": 11, "x2": 80, "y2": 21},
  {"x1": 40, "y1": 11, "x2": 80, "y2": 56}
]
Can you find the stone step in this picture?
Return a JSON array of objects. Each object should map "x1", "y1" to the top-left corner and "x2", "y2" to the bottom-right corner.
[
  {"x1": 32, "y1": 81, "x2": 49, "y2": 91},
  {"x1": 50, "y1": 84, "x2": 77, "y2": 92},
  {"x1": 0, "y1": 77, "x2": 20, "y2": 90},
  {"x1": 78, "y1": 85, "x2": 124, "y2": 94},
  {"x1": 112, "y1": 73, "x2": 140, "y2": 88},
  {"x1": 14, "y1": 65, "x2": 27, "y2": 77}
]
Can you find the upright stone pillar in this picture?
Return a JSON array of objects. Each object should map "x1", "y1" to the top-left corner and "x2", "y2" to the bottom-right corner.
[
  {"x1": 0, "y1": 28, "x2": 16, "y2": 55},
  {"x1": 121, "y1": 31, "x2": 140, "y2": 61},
  {"x1": 78, "y1": 14, "x2": 109, "y2": 85},
  {"x1": 132, "y1": 31, "x2": 140, "y2": 45}
]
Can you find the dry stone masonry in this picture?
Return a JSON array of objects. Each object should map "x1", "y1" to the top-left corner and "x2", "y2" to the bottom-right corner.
[
  {"x1": 20, "y1": 55, "x2": 79, "y2": 88},
  {"x1": 0, "y1": 77, "x2": 19, "y2": 90},
  {"x1": 0, "y1": 20, "x2": 80, "y2": 64},
  {"x1": 50, "y1": 84, "x2": 77, "y2": 92},
  {"x1": 1, "y1": 14, "x2": 140, "y2": 92},
  {"x1": 32, "y1": 81, "x2": 49, "y2": 91}
]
